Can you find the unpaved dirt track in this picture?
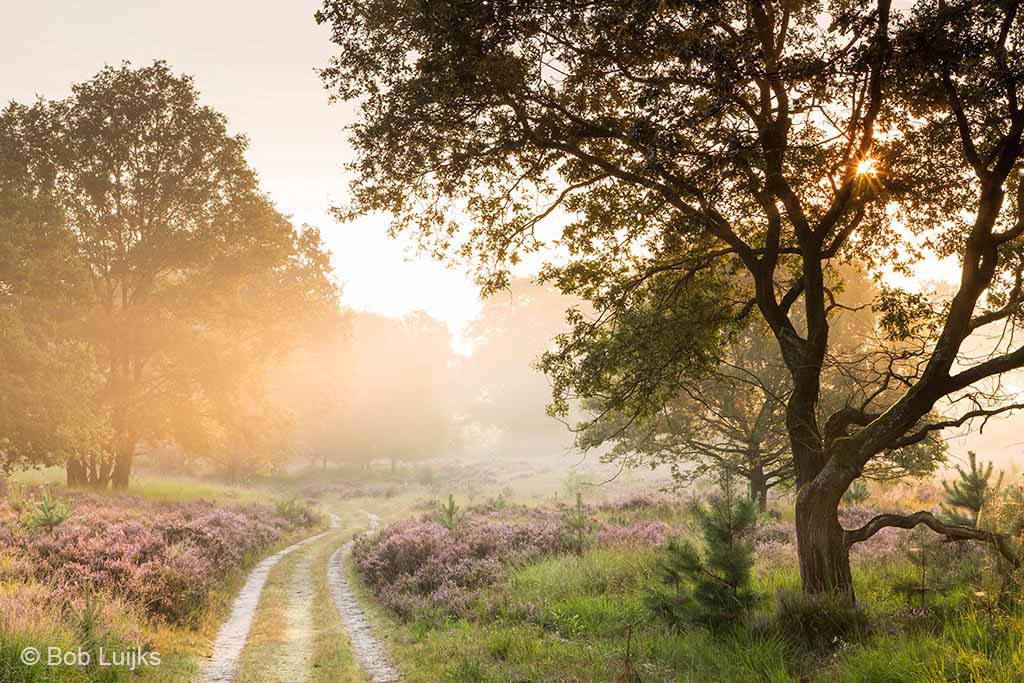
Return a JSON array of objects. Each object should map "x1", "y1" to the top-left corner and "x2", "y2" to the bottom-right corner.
[
  {"x1": 199, "y1": 512, "x2": 402, "y2": 682},
  {"x1": 196, "y1": 518, "x2": 337, "y2": 682},
  {"x1": 328, "y1": 512, "x2": 403, "y2": 683}
]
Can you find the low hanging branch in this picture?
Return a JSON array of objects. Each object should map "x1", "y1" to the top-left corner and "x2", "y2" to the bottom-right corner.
[{"x1": 844, "y1": 511, "x2": 1020, "y2": 568}]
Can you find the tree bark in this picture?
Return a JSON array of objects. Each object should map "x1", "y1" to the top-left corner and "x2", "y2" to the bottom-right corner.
[
  {"x1": 786, "y1": 383, "x2": 856, "y2": 598},
  {"x1": 795, "y1": 485, "x2": 854, "y2": 598},
  {"x1": 110, "y1": 447, "x2": 133, "y2": 490},
  {"x1": 66, "y1": 458, "x2": 85, "y2": 487},
  {"x1": 66, "y1": 454, "x2": 114, "y2": 489},
  {"x1": 748, "y1": 468, "x2": 769, "y2": 514}
]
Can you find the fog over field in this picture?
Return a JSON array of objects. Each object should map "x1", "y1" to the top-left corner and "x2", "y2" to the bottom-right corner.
[{"x1": 9, "y1": 1, "x2": 1024, "y2": 681}]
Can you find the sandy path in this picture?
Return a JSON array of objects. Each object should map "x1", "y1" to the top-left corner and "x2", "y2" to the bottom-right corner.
[
  {"x1": 274, "y1": 544, "x2": 317, "y2": 678},
  {"x1": 328, "y1": 512, "x2": 403, "y2": 683},
  {"x1": 197, "y1": 517, "x2": 338, "y2": 683}
]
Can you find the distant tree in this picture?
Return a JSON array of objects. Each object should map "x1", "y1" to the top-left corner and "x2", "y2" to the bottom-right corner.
[
  {"x1": 2, "y1": 62, "x2": 338, "y2": 488},
  {"x1": 581, "y1": 310, "x2": 944, "y2": 513},
  {"x1": 579, "y1": 325, "x2": 792, "y2": 513},
  {"x1": 271, "y1": 311, "x2": 457, "y2": 472},
  {"x1": 942, "y1": 451, "x2": 1003, "y2": 528},
  {"x1": 319, "y1": 0, "x2": 1024, "y2": 600},
  {"x1": 455, "y1": 279, "x2": 577, "y2": 458}
]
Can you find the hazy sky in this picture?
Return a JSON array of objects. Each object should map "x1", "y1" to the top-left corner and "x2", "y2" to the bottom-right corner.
[
  {"x1": 6, "y1": 1, "x2": 1023, "y2": 466},
  {"x1": 3, "y1": 0, "x2": 483, "y2": 334}
]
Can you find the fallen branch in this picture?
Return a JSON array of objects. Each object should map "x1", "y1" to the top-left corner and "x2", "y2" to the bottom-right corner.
[{"x1": 843, "y1": 510, "x2": 1020, "y2": 568}]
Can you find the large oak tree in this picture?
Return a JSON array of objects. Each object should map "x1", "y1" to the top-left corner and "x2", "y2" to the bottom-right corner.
[{"x1": 319, "y1": 0, "x2": 1024, "y2": 598}]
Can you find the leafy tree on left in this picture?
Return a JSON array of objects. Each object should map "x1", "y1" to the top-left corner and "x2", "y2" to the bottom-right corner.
[
  {"x1": 0, "y1": 113, "x2": 102, "y2": 477},
  {"x1": 0, "y1": 62, "x2": 339, "y2": 488}
]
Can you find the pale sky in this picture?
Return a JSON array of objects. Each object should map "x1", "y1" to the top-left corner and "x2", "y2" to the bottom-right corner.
[{"x1": 3, "y1": 0, "x2": 483, "y2": 334}]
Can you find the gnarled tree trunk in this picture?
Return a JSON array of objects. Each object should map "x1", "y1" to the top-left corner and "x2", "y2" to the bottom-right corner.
[
  {"x1": 786, "y1": 366, "x2": 857, "y2": 598},
  {"x1": 795, "y1": 483, "x2": 853, "y2": 598}
]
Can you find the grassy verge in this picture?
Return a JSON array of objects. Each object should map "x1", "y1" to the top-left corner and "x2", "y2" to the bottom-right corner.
[{"x1": 309, "y1": 533, "x2": 364, "y2": 682}]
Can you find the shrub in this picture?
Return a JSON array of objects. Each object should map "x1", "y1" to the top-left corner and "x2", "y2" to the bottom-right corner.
[
  {"x1": 24, "y1": 490, "x2": 73, "y2": 533},
  {"x1": 561, "y1": 493, "x2": 595, "y2": 555},
  {"x1": 596, "y1": 520, "x2": 672, "y2": 547},
  {"x1": 942, "y1": 451, "x2": 1002, "y2": 528},
  {"x1": 843, "y1": 480, "x2": 870, "y2": 506},
  {"x1": 354, "y1": 505, "x2": 669, "y2": 621},
  {"x1": 0, "y1": 492, "x2": 315, "y2": 624},
  {"x1": 353, "y1": 510, "x2": 564, "y2": 619},
  {"x1": 773, "y1": 590, "x2": 871, "y2": 651},
  {"x1": 434, "y1": 494, "x2": 464, "y2": 529},
  {"x1": 275, "y1": 496, "x2": 320, "y2": 527},
  {"x1": 646, "y1": 477, "x2": 758, "y2": 628}
]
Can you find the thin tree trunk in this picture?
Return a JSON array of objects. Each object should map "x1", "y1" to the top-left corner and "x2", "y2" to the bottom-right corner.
[
  {"x1": 110, "y1": 446, "x2": 132, "y2": 490},
  {"x1": 749, "y1": 468, "x2": 769, "y2": 514}
]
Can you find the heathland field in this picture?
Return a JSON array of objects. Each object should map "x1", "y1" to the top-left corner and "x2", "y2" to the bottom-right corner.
[{"x1": 4, "y1": 460, "x2": 1024, "y2": 682}]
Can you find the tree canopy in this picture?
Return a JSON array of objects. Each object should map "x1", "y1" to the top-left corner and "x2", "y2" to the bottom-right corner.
[
  {"x1": 319, "y1": 0, "x2": 1024, "y2": 598},
  {"x1": 0, "y1": 61, "x2": 339, "y2": 487}
]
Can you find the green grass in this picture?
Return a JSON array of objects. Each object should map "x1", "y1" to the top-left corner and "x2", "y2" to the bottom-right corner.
[
  {"x1": 308, "y1": 535, "x2": 363, "y2": 682},
  {"x1": 343, "y1": 496, "x2": 1024, "y2": 683}
]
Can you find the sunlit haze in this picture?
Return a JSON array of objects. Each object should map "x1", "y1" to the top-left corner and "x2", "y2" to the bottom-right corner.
[{"x1": 2, "y1": 0, "x2": 484, "y2": 338}]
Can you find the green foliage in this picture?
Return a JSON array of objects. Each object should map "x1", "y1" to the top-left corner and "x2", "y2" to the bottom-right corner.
[
  {"x1": 843, "y1": 480, "x2": 870, "y2": 506},
  {"x1": 576, "y1": 320, "x2": 794, "y2": 506},
  {"x1": 320, "y1": 0, "x2": 1013, "y2": 601},
  {"x1": 434, "y1": 494, "x2": 463, "y2": 530},
  {"x1": 274, "y1": 497, "x2": 320, "y2": 526},
  {"x1": 66, "y1": 592, "x2": 108, "y2": 652},
  {"x1": 6, "y1": 482, "x2": 29, "y2": 514},
  {"x1": 561, "y1": 493, "x2": 594, "y2": 556},
  {"x1": 646, "y1": 477, "x2": 758, "y2": 627},
  {"x1": 942, "y1": 451, "x2": 1002, "y2": 528},
  {"x1": 891, "y1": 527, "x2": 948, "y2": 608},
  {"x1": 1, "y1": 61, "x2": 339, "y2": 487},
  {"x1": 23, "y1": 489, "x2": 73, "y2": 533},
  {"x1": 445, "y1": 657, "x2": 487, "y2": 683}
]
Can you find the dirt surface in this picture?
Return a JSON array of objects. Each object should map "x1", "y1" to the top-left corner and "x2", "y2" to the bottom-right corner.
[
  {"x1": 327, "y1": 512, "x2": 403, "y2": 683},
  {"x1": 197, "y1": 528, "x2": 328, "y2": 682},
  {"x1": 200, "y1": 511, "x2": 401, "y2": 683}
]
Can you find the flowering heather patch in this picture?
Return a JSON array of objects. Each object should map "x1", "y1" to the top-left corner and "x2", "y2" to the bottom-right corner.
[
  {"x1": 840, "y1": 505, "x2": 908, "y2": 559},
  {"x1": 749, "y1": 507, "x2": 915, "y2": 568},
  {"x1": 0, "y1": 492, "x2": 315, "y2": 624},
  {"x1": 596, "y1": 520, "x2": 673, "y2": 547},
  {"x1": 353, "y1": 505, "x2": 672, "y2": 620},
  {"x1": 596, "y1": 492, "x2": 682, "y2": 514},
  {"x1": 749, "y1": 518, "x2": 798, "y2": 567}
]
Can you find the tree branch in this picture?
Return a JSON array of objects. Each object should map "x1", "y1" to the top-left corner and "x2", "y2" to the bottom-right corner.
[{"x1": 844, "y1": 510, "x2": 1019, "y2": 568}]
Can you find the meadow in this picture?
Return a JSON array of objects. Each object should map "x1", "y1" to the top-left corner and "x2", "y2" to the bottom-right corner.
[
  {"x1": 3, "y1": 454, "x2": 1024, "y2": 682},
  {"x1": 344, "y1": 477, "x2": 1024, "y2": 683},
  {"x1": 0, "y1": 476, "x2": 327, "y2": 682}
]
